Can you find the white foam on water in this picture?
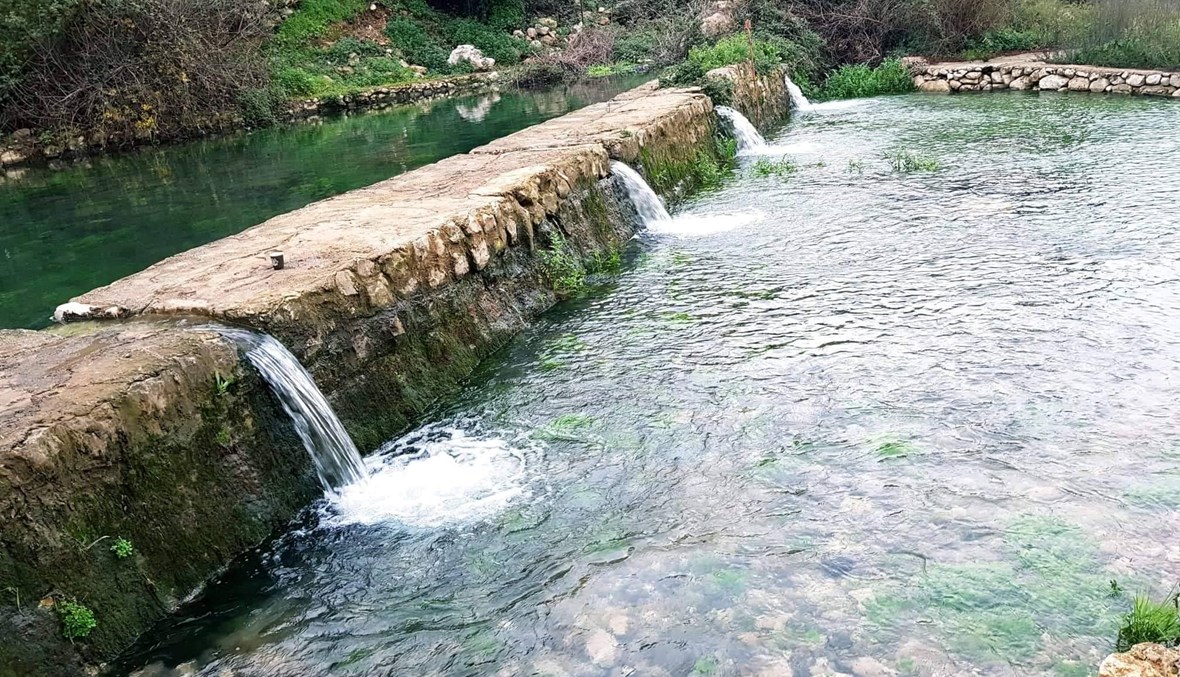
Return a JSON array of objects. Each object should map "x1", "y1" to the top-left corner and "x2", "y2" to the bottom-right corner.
[
  {"x1": 648, "y1": 209, "x2": 765, "y2": 237},
  {"x1": 323, "y1": 426, "x2": 536, "y2": 529},
  {"x1": 761, "y1": 141, "x2": 822, "y2": 155}
]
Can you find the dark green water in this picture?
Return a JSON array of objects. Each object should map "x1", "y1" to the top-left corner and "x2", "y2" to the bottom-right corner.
[
  {"x1": 0, "y1": 76, "x2": 645, "y2": 329},
  {"x1": 123, "y1": 92, "x2": 1180, "y2": 677}
]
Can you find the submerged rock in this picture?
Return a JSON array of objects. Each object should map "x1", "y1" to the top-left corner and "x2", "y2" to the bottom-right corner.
[{"x1": 1099, "y1": 643, "x2": 1180, "y2": 677}]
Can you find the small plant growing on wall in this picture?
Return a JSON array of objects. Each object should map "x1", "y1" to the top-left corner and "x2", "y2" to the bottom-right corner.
[
  {"x1": 57, "y1": 599, "x2": 97, "y2": 640},
  {"x1": 110, "y1": 537, "x2": 134, "y2": 559},
  {"x1": 214, "y1": 372, "x2": 236, "y2": 397}
]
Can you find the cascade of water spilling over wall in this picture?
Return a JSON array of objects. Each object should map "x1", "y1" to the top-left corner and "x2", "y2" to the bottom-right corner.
[
  {"x1": 218, "y1": 328, "x2": 367, "y2": 491},
  {"x1": 715, "y1": 106, "x2": 767, "y2": 153},
  {"x1": 610, "y1": 161, "x2": 671, "y2": 226},
  {"x1": 784, "y1": 74, "x2": 814, "y2": 113}
]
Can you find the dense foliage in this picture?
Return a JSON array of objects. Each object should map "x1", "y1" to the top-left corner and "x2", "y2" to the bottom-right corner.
[{"x1": 6, "y1": 0, "x2": 1180, "y2": 142}]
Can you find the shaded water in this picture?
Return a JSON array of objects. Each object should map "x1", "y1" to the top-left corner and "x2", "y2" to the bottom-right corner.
[
  {"x1": 0, "y1": 76, "x2": 645, "y2": 329},
  {"x1": 125, "y1": 92, "x2": 1180, "y2": 677}
]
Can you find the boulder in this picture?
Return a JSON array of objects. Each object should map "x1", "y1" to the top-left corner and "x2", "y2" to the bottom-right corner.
[
  {"x1": 1091, "y1": 78, "x2": 1110, "y2": 92},
  {"x1": 1098, "y1": 643, "x2": 1180, "y2": 677},
  {"x1": 1038, "y1": 74, "x2": 1068, "y2": 90},
  {"x1": 1068, "y1": 76, "x2": 1090, "y2": 91},
  {"x1": 527, "y1": 26, "x2": 537, "y2": 38},
  {"x1": 1171, "y1": 74, "x2": 1180, "y2": 88},
  {"x1": 448, "y1": 44, "x2": 495, "y2": 71},
  {"x1": 700, "y1": 11, "x2": 733, "y2": 37},
  {"x1": 1127, "y1": 73, "x2": 1146, "y2": 86},
  {"x1": 540, "y1": 33, "x2": 557, "y2": 46},
  {"x1": 1146, "y1": 73, "x2": 1162, "y2": 85},
  {"x1": 917, "y1": 78, "x2": 950, "y2": 93}
]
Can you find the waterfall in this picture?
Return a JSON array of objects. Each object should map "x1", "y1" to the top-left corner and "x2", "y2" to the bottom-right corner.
[
  {"x1": 219, "y1": 328, "x2": 367, "y2": 491},
  {"x1": 784, "y1": 73, "x2": 814, "y2": 113},
  {"x1": 715, "y1": 106, "x2": 766, "y2": 153},
  {"x1": 610, "y1": 161, "x2": 671, "y2": 226}
]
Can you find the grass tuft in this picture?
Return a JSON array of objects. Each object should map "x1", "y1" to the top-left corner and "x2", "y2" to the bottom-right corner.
[{"x1": 1116, "y1": 593, "x2": 1180, "y2": 652}]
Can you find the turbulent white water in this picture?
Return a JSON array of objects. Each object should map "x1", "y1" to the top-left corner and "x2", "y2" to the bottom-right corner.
[
  {"x1": 219, "y1": 328, "x2": 367, "y2": 491},
  {"x1": 784, "y1": 73, "x2": 814, "y2": 113},
  {"x1": 325, "y1": 425, "x2": 536, "y2": 528},
  {"x1": 647, "y1": 209, "x2": 765, "y2": 237},
  {"x1": 611, "y1": 161, "x2": 671, "y2": 225},
  {"x1": 715, "y1": 105, "x2": 767, "y2": 153}
]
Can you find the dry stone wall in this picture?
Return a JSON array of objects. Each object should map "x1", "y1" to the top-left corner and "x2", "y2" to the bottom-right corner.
[{"x1": 913, "y1": 59, "x2": 1180, "y2": 98}]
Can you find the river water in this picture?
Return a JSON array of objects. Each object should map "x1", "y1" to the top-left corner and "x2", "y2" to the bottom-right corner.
[
  {"x1": 124, "y1": 92, "x2": 1180, "y2": 677},
  {"x1": 0, "y1": 76, "x2": 645, "y2": 330}
]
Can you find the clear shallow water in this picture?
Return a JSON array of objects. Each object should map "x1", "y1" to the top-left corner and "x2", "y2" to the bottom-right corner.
[
  {"x1": 0, "y1": 76, "x2": 645, "y2": 329},
  {"x1": 125, "y1": 92, "x2": 1180, "y2": 677}
]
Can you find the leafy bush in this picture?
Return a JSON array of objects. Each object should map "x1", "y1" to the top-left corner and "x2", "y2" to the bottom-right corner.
[
  {"x1": 819, "y1": 58, "x2": 913, "y2": 99},
  {"x1": 688, "y1": 34, "x2": 783, "y2": 73},
  {"x1": 386, "y1": 17, "x2": 453, "y2": 71},
  {"x1": 1116, "y1": 593, "x2": 1180, "y2": 652},
  {"x1": 237, "y1": 87, "x2": 287, "y2": 126},
  {"x1": 0, "y1": 0, "x2": 83, "y2": 96},
  {"x1": 445, "y1": 18, "x2": 526, "y2": 63},
  {"x1": 57, "y1": 600, "x2": 97, "y2": 639},
  {"x1": 486, "y1": 0, "x2": 525, "y2": 30},
  {"x1": 274, "y1": 0, "x2": 367, "y2": 47},
  {"x1": 275, "y1": 66, "x2": 321, "y2": 97}
]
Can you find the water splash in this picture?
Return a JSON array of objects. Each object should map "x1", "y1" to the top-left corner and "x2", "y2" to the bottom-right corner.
[
  {"x1": 716, "y1": 106, "x2": 767, "y2": 153},
  {"x1": 611, "y1": 161, "x2": 671, "y2": 226},
  {"x1": 324, "y1": 425, "x2": 537, "y2": 528},
  {"x1": 219, "y1": 328, "x2": 367, "y2": 491},
  {"x1": 648, "y1": 209, "x2": 765, "y2": 237},
  {"x1": 784, "y1": 73, "x2": 814, "y2": 113}
]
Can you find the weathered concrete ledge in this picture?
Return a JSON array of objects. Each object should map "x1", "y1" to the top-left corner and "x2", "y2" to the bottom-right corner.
[
  {"x1": 913, "y1": 57, "x2": 1180, "y2": 97},
  {"x1": 1, "y1": 72, "x2": 787, "y2": 675}
]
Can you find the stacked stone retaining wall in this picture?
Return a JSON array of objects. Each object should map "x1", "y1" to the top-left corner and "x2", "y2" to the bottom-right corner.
[{"x1": 913, "y1": 59, "x2": 1180, "y2": 98}]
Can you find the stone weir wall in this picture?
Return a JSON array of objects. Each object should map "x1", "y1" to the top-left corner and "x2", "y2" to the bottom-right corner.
[
  {"x1": 0, "y1": 72, "x2": 786, "y2": 676},
  {"x1": 913, "y1": 58, "x2": 1180, "y2": 97}
]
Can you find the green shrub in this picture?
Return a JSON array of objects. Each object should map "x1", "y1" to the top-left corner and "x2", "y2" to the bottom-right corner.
[
  {"x1": 0, "y1": 0, "x2": 83, "y2": 94},
  {"x1": 701, "y1": 76, "x2": 734, "y2": 106},
  {"x1": 274, "y1": 0, "x2": 367, "y2": 47},
  {"x1": 445, "y1": 18, "x2": 526, "y2": 64},
  {"x1": 57, "y1": 600, "x2": 97, "y2": 639},
  {"x1": 386, "y1": 17, "x2": 452, "y2": 71},
  {"x1": 274, "y1": 65, "x2": 320, "y2": 97},
  {"x1": 237, "y1": 87, "x2": 285, "y2": 127},
  {"x1": 486, "y1": 0, "x2": 524, "y2": 31},
  {"x1": 1116, "y1": 594, "x2": 1180, "y2": 652},
  {"x1": 688, "y1": 34, "x2": 782, "y2": 74},
  {"x1": 820, "y1": 58, "x2": 914, "y2": 99},
  {"x1": 614, "y1": 26, "x2": 660, "y2": 63}
]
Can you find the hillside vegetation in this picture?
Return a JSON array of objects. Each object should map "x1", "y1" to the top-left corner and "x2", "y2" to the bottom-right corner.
[{"x1": 2, "y1": 0, "x2": 1179, "y2": 150}]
